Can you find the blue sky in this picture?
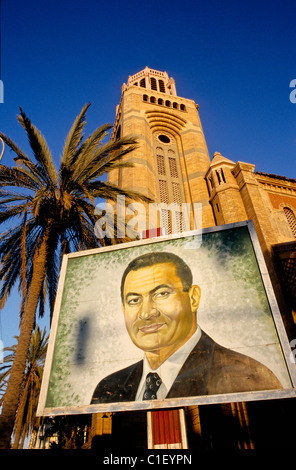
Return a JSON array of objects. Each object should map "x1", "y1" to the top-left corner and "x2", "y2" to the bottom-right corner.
[{"x1": 0, "y1": 0, "x2": 296, "y2": 349}]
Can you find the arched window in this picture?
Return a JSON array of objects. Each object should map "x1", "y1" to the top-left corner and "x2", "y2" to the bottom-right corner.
[
  {"x1": 150, "y1": 96, "x2": 156, "y2": 103},
  {"x1": 165, "y1": 100, "x2": 171, "y2": 107},
  {"x1": 143, "y1": 94, "x2": 148, "y2": 102},
  {"x1": 159, "y1": 80, "x2": 165, "y2": 93},
  {"x1": 151, "y1": 77, "x2": 157, "y2": 91},
  {"x1": 216, "y1": 170, "x2": 221, "y2": 185},
  {"x1": 180, "y1": 104, "x2": 186, "y2": 111},
  {"x1": 173, "y1": 102, "x2": 178, "y2": 109},
  {"x1": 208, "y1": 175, "x2": 214, "y2": 190},
  {"x1": 158, "y1": 98, "x2": 164, "y2": 105},
  {"x1": 283, "y1": 207, "x2": 296, "y2": 238},
  {"x1": 153, "y1": 133, "x2": 185, "y2": 235},
  {"x1": 215, "y1": 169, "x2": 226, "y2": 185},
  {"x1": 140, "y1": 78, "x2": 146, "y2": 88}
]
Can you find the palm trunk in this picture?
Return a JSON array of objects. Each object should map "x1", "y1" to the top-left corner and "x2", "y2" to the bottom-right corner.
[
  {"x1": 11, "y1": 375, "x2": 30, "y2": 449},
  {"x1": 0, "y1": 230, "x2": 49, "y2": 449}
]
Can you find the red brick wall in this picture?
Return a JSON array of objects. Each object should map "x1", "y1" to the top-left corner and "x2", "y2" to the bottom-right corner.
[{"x1": 268, "y1": 193, "x2": 296, "y2": 210}]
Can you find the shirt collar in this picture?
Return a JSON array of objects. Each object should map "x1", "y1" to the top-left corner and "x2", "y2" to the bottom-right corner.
[{"x1": 141, "y1": 326, "x2": 201, "y2": 393}]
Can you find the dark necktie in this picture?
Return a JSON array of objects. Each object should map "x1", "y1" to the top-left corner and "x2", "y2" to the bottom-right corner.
[{"x1": 143, "y1": 372, "x2": 162, "y2": 400}]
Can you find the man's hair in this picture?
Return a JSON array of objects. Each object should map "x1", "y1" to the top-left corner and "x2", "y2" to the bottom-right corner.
[{"x1": 121, "y1": 251, "x2": 193, "y2": 303}]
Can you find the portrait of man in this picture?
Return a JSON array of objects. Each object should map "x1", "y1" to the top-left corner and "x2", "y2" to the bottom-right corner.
[{"x1": 91, "y1": 251, "x2": 282, "y2": 405}]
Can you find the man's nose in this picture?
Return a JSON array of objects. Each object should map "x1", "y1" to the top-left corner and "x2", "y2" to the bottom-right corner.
[{"x1": 139, "y1": 297, "x2": 159, "y2": 320}]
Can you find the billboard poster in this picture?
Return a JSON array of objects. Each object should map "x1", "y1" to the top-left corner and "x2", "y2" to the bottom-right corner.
[{"x1": 37, "y1": 221, "x2": 296, "y2": 416}]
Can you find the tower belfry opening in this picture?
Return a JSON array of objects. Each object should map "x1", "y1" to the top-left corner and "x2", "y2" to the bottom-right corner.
[{"x1": 126, "y1": 66, "x2": 177, "y2": 95}]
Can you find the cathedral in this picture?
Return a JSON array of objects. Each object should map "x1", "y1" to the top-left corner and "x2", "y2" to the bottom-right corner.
[{"x1": 100, "y1": 67, "x2": 296, "y2": 449}]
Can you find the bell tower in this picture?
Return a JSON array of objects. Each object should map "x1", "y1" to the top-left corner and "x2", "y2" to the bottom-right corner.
[{"x1": 109, "y1": 66, "x2": 215, "y2": 232}]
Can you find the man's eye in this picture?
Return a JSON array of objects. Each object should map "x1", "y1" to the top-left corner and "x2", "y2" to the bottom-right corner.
[
  {"x1": 154, "y1": 290, "x2": 170, "y2": 300},
  {"x1": 127, "y1": 297, "x2": 141, "y2": 306}
]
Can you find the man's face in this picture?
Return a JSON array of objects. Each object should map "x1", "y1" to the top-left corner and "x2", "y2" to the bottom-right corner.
[{"x1": 122, "y1": 262, "x2": 201, "y2": 356}]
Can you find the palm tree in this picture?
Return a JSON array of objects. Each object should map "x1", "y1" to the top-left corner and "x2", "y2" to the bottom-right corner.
[
  {"x1": 0, "y1": 103, "x2": 151, "y2": 448},
  {"x1": 0, "y1": 326, "x2": 48, "y2": 448}
]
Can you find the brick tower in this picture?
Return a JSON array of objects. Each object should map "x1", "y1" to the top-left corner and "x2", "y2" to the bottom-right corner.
[{"x1": 109, "y1": 66, "x2": 216, "y2": 233}]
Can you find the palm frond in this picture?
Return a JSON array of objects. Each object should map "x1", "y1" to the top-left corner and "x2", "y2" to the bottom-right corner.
[
  {"x1": 0, "y1": 133, "x2": 30, "y2": 161},
  {"x1": 0, "y1": 219, "x2": 41, "y2": 310},
  {"x1": 74, "y1": 122, "x2": 111, "y2": 164},
  {"x1": 61, "y1": 103, "x2": 91, "y2": 171},
  {"x1": 73, "y1": 144, "x2": 138, "y2": 186},
  {"x1": 0, "y1": 164, "x2": 41, "y2": 191},
  {"x1": 0, "y1": 203, "x2": 30, "y2": 225},
  {"x1": 17, "y1": 108, "x2": 58, "y2": 188},
  {"x1": 68, "y1": 123, "x2": 112, "y2": 180},
  {"x1": 0, "y1": 188, "x2": 33, "y2": 204},
  {"x1": 83, "y1": 179, "x2": 152, "y2": 203}
]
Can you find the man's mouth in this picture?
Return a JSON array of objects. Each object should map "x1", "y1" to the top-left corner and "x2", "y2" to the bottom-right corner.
[{"x1": 139, "y1": 323, "x2": 165, "y2": 333}]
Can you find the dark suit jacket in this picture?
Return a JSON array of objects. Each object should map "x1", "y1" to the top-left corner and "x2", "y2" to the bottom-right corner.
[{"x1": 91, "y1": 331, "x2": 282, "y2": 404}]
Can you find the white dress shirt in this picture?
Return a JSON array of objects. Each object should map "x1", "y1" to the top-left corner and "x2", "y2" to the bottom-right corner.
[{"x1": 135, "y1": 326, "x2": 202, "y2": 400}]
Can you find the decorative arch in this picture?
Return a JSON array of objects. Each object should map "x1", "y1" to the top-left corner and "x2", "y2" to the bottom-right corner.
[
  {"x1": 283, "y1": 206, "x2": 296, "y2": 238},
  {"x1": 145, "y1": 110, "x2": 187, "y2": 134}
]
